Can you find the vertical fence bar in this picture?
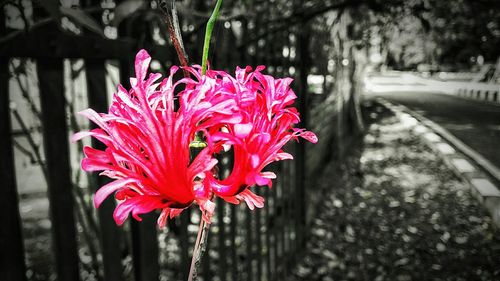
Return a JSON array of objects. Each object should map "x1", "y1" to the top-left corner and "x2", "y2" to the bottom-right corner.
[
  {"x1": 131, "y1": 216, "x2": 159, "y2": 281},
  {"x1": 282, "y1": 162, "x2": 289, "y2": 278},
  {"x1": 276, "y1": 170, "x2": 284, "y2": 276},
  {"x1": 255, "y1": 190, "x2": 262, "y2": 281},
  {"x1": 119, "y1": 57, "x2": 160, "y2": 281},
  {"x1": 264, "y1": 187, "x2": 272, "y2": 281},
  {"x1": 284, "y1": 29, "x2": 295, "y2": 272},
  {"x1": 0, "y1": 13, "x2": 26, "y2": 281},
  {"x1": 230, "y1": 204, "x2": 238, "y2": 281},
  {"x1": 294, "y1": 27, "x2": 308, "y2": 253},
  {"x1": 217, "y1": 198, "x2": 227, "y2": 281},
  {"x1": 272, "y1": 177, "x2": 279, "y2": 278},
  {"x1": 179, "y1": 211, "x2": 190, "y2": 280},
  {"x1": 0, "y1": 57, "x2": 27, "y2": 281},
  {"x1": 245, "y1": 207, "x2": 253, "y2": 281},
  {"x1": 85, "y1": 59, "x2": 125, "y2": 281},
  {"x1": 38, "y1": 58, "x2": 80, "y2": 281}
]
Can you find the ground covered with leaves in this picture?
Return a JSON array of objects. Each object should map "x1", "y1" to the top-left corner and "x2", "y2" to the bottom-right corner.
[{"x1": 290, "y1": 100, "x2": 500, "y2": 281}]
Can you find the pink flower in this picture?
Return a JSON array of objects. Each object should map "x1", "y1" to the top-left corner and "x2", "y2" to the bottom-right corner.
[
  {"x1": 74, "y1": 49, "x2": 317, "y2": 227},
  {"x1": 203, "y1": 66, "x2": 318, "y2": 209},
  {"x1": 73, "y1": 50, "x2": 240, "y2": 227}
]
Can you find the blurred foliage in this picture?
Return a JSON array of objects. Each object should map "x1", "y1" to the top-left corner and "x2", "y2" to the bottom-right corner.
[
  {"x1": 372, "y1": 0, "x2": 500, "y2": 69},
  {"x1": 8, "y1": 0, "x2": 497, "y2": 69}
]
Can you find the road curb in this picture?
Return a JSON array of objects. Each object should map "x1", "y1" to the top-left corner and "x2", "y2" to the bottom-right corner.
[
  {"x1": 455, "y1": 84, "x2": 500, "y2": 104},
  {"x1": 376, "y1": 98, "x2": 500, "y2": 228}
]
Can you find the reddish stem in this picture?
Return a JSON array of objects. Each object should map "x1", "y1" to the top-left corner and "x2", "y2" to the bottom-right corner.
[
  {"x1": 157, "y1": 0, "x2": 190, "y2": 77},
  {"x1": 187, "y1": 211, "x2": 211, "y2": 281}
]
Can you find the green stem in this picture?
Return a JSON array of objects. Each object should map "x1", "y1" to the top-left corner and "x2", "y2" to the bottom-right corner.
[{"x1": 201, "y1": 0, "x2": 223, "y2": 75}]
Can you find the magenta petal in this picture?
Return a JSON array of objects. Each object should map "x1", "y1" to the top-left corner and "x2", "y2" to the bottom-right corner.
[
  {"x1": 157, "y1": 207, "x2": 184, "y2": 228},
  {"x1": 134, "y1": 49, "x2": 151, "y2": 82},
  {"x1": 169, "y1": 208, "x2": 183, "y2": 219},
  {"x1": 83, "y1": 146, "x2": 110, "y2": 162},
  {"x1": 275, "y1": 152, "x2": 293, "y2": 161},
  {"x1": 234, "y1": 123, "x2": 253, "y2": 138},
  {"x1": 72, "y1": 129, "x2": 112, "y2": 146},
  {"x1": 250, "y1": 154, "x2": 260, "y2": 169},
  {"x1": 260, "y1": 172, "x2": 276, "y2": 179},
  {"x1": 81, "y1": 158, "x2": 113, "y2": 172},
  {"x1": 94, "y1": 178, "x2": 138, "y2": 208},
  {"x1": 254, "y1": 174, "x2": 270, "y2": 186},
  {"x1": 113, "y1": 195, "x2": 163, "y2": 225},
  {"x1": 236, "y1": 189, "x2": 264, "y2": 210},
  {"x1": 78, "y1": 109, "x2": 108, "y2": 130},
  {"x1": 71, "y1": 131, "x2": 90, "y2": 142},
  {"x1": 113, "y1": 197, "x2": 138, "y2": 225},
  {"x1": 197, "y1": 199, "x2": 216, "y2": 223},
  {"x1": 157, "y1": 208, "x2": 170, "y2": 228},
  {"x1": 301, "y1": 131, "x2": 318, "y2": 143},
  {"x1": 220, "y1": 196, "x2": 240, "y2": 204}
]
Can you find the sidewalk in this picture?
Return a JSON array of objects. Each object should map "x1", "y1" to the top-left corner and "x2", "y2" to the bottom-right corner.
[{"x1": 290, "y1": 100, "x2": 500, "y2": 281}]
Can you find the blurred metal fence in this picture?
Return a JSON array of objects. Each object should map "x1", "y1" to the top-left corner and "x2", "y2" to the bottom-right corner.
[{"x1": 0, "y1": 2, "x2": 312, "y2": 281}]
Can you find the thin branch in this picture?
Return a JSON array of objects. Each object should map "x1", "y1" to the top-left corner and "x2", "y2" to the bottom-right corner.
[
  {"x1": 10, "y1": 106, "x2": 48, "y2": 179},
  {"x1": 12, "y1": 138, "x2": 36, "y2": 163},
  {"x1": 11, "y1": 61, "x2": 41, "y2": 119},
  {"x1": 15, "y1": 0, "x2": 30, "y2": 33},
  {"x1": 157, "y1": 0, "x2": 190, "y2": 76},
  {"x1": 72, "y1": 185, "x2": 102, "y2": 281}
]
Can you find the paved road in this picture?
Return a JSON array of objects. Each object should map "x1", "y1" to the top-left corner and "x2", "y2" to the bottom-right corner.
[{"x1": 364, "y1": 72, "x2": 500, "y2": 169}]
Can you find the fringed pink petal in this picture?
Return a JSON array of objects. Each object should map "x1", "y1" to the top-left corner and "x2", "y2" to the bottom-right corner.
[
  {"x1": 197, "y1": 199, "x2": 216, "y2": 223},
  {"x1": 83, "y1": 146, "x2": 110, "y2": 162},
  {"x1": 94, "y1": 178, "x2": 139, "y2": 208},
  {"x1": 99, "y1": 170, "x2": 126, "y2": 179},
  {"x1": 71, "y1": 130, "x2": 112, "y2": 145},
  {"x1": 78, "y1": 109, "x2": 109, "y2": 130},
  {"x1": 260, "y1": 172, "x2": 276, "y2": 180},
  {"x1": 81, "y1": 158, "x2": 114, "y2": 172},
  {"x1": 253, "y1": 174, "x2": 271, "y2": 186},
  {"x1": 233, "y1": 123, "x2": 253, "y2": 138},
  {"x1": 250, "y1": 154, "x2": 260, "y2": 169},
  {"x1": 157, "y1": 207, "x2": 184, "y2": 228},
  {"x1": 157, "y1": 208, "x2": 169, "y2": 229},
  {"x1": 188, "y1": 148, "x2": 218, "y2": 182},
  {"x1": 275, "y1": 152, "x2": 294, "y2": 161},
  {"x1": 300, "y1": 130, "x2": 318, "y2": 143},
  {"x1": 236, "y1": 189, "x2": 265, "y2": 210},
  {"x1": 113, "y1": 195, "x2": 164, "y2": 225},
  {"x1": 134, "y1": 49, "x2": 151, "y2": 82},
  {"x1": 220, "y1": 195, "x2": 240, "y2": 205}
]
